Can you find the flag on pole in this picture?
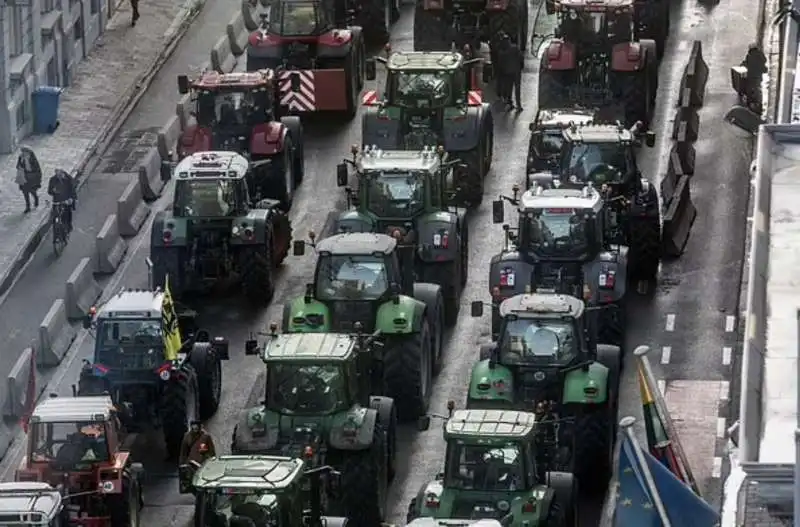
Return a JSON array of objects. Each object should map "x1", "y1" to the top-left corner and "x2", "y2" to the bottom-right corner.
[
  {"x1": 161, "y1": 275, "x2": 182, "y2": 362},
  {"x1": 614, "y1": 425, "x2": 720, "y2": 527}
]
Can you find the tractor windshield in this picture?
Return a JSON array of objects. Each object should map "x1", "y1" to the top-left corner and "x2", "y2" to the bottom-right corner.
[
  {"x1": 95, "y1": 318, "x2": 163, "y2": 370},
  {"x1": 267, "y1": 362, "x2": 348, "y2": 414},
  {"x1": 532, "y1": 130, "x2": 563, "y2": 157},
  {"x1": 364, "y1": 170, "x2": 426, "y2": 217},
  {"x1": 29, "y1": 421, "x2": 110, "y2": 469},
  {"x1": 174, "y1": 179, "x2": 242, "y2": 217},
  {"x1": 499, "y1": 317, "x2": 577, "y2": 365},
  {"x1": 523, "y1": 209, "x2": 589, "y2": 257},
  {"x1": 316, "y1": 255, "x2": 389, "y2": 301},
  {"x1": 561, "y1": 142, "x2": 627, "y2": 185},
  {"x1": 444, "y1": 442, "x2": 525, "y2": 491},
  {"x1": 267, "y1": 0, "x2": 325, "y2": 35},
  {"x1": 197, "y1": 491, "x2": 280, "y2": 526},
  {"x1": 389, "y1": 70, "x2": 452, "y2": 108}
]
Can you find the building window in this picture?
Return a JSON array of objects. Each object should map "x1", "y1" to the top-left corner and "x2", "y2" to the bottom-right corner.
[
  {"x1": 47, "y1": 57, "x2": 59, "y2": 86},
  {"x1": 90, "y1": 0, "x2": 99, "y2": 14},
  {"x1": 42, "y1": 33, "x2": 52, "y2": 52},
  {"x1": 73, "y1": 18, "x2": 83, "y2": 40},
  {"x1": 16, "y1": 102, "x2": 28, "y2": 132},
  {"x1": 41, "y1": 0, "x2": 55, "y2": 13},
  {"x1": 10, "y1": 8, "x2": 24, "y2": 56}
]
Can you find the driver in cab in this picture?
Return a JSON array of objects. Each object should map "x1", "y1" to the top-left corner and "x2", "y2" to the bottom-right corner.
[
  {"x1": 506, "y1": 325, "x2": 561, "y2": 361},
  {"x1": 283, "y1": 4, "x2": 316, "y2": 34},
  {"x1": 324, "y1": 260, "x2": 387, "y2": 299},
  {"x1": 53, "y1": 422, "x2": 108, "y2": 466}
]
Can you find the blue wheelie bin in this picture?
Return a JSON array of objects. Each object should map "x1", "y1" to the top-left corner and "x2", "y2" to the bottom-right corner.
[{"x1": 32, "y1": 86, "x2": 63, "y2": 134}]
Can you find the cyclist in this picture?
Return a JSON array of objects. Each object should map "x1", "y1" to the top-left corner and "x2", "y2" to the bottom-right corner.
[{"x1": 47, "y1": 169, "x2": 76, "y2": 233}]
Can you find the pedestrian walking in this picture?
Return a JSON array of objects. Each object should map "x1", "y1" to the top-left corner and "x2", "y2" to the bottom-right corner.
[
  {"x1": 494, "y1": 32, "x2": 524, "y2": 111},
  {"x1": 16, "y1": 147, "x2": 42, "y2": 213},
  {"x1": 130, "y1": 0, "x2": 140, "y2": 26}
]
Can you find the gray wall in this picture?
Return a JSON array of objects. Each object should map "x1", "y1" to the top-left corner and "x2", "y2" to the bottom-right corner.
[{"x1": 0, "y1": 0, "x2": 111, "y2": 154}]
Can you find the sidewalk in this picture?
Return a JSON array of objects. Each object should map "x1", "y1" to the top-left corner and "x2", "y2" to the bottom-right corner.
[{"x1": 0, "y1": 0, "x2": 202, "y2": 294}]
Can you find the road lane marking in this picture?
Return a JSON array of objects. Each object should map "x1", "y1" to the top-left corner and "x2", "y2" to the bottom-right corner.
[
  {"x1": 719, "y1": 381, "x2": 730, "y2": 401},
  {"x1": 657, "y1": 380, "x2": 666, "y2": 394},
  {"x1": 722, "y1": 346, "x2": 732, "y2": 366},
  {"x1": 712, "y1": 457, "x2": 722, "y2": 478},
  {"x1": 660, "y1": 346, "x2": 671, "y2": 364},
  {"x1": 665, "y1": 314, "x2": 676, "y2": 332},
  {"x1": 716, "y1": 417, "x2": 727, "y2": 438},
  {"x1": 725, "y1": 315, "x2": 736, "y2": 333}
]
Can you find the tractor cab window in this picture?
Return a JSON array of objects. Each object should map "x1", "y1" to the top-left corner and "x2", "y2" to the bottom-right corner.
[
  {"x1": 95, "y1": 318, "x2": 163, "y2": 369},
  {"x1": 30, "y1": 421, "x2": 110, "y2": 469},
  {"x1": 532, "y1": 130, "x2": 563, "y2": 157},
  {"x1": 445, "y1": 442, "x2": 526, "y2": 491},
  {"x1": 523, "y1": 209, "x2": 589, "y2": 257},
  {"x1": 561, "y1": 142, "x2": 627, "y2": 185},
  {"x1": 268, "y1": 1, "x2": 324, "y2": 36},
  {"x1": 390, "y1": 70, "x2": 452, "y2": 108},
  {"x1": 316, "y1": 255, "x2": 389, "y2": 301},
  {"x1": 198, "y1": 90, "x2": 270, "y2": 128},
  {"x1": 199, "y1": 491, "x2": 281, "y2": 527},
  {"x1": 174, "y1": 179, "x2": 243, "y2": 217},
  {"x1": 499, "y1": 317, "x2": 577, "y2": 365},
  {"x1": 364, "y1": 170, "x2": 425, "y2": 217},
  {"x1": 214, "y1": 92, "x2": 251, "y2": 128},
  {"x1": 267, "y1": 363, "x2": 347, "y2": 414}
]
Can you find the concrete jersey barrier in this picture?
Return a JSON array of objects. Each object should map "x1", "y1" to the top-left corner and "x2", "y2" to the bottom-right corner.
[
  {"x1": 176, "y1": 93, "x2": 193, "y2": 132},
  {"x1": 96, "y1": 214, "x2": 129, "y2": 274},
  {"x1": 5, "y1": 348, "x2": 35, "y2": 420},
  {"x1": 157, "y1": 115, "x2": 182, "y2": 161},
  {"x1": 227, "y1": 10, "x2": 249, "y2": 56},
  {"x1": 65, "y1": 257, "x2": 103, "y2": 321},
  {"x1": 241, "y1": 0, "x2": 259, "y2": 31},
  {"x1": 211, "y1": 34, "x2": 237, "y2": 73},
  {"x1": 37, "y1": 299, "x2": 78, "y2": 366},
  {"x1": 138, "y1": 148, "x2": 166, "y2": 201},
  {"x1": 117, "y1": 179, "x2": 152, "y2": 237}
]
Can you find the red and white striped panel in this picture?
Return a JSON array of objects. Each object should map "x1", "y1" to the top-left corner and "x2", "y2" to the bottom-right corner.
[
  {"x1": 467, "y1": 90, "x2": 483, "y2": 106},
  {"x1": 362, "y1": 90, "x2": 379, "y2": 105},
  {"x1": 278, "y1": 70, "x2": 316, "y2": 112}
]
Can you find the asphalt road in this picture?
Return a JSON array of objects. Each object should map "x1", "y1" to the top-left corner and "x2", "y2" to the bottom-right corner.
[{"x1": 0, "y1": 0, "x2": 755, "y2": 524}]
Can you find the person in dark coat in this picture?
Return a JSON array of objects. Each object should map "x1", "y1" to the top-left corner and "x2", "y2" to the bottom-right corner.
[
  {"x1": 16, "y1": 147, "x2": 42, "y2": 213},
  {"x1": 47, "y1": 169, "x2": 76, "y2": 232},
  {"x1": 130, "y1": 0, "x2": 140, "y2": 26},
  {"x1": 494, "y1": 32, "x2": 524, "y2": 111}
]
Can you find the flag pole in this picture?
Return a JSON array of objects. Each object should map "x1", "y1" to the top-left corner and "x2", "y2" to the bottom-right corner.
[
  {"x1": 633, "y1": 345, "x2": 700, "y2": 495},
  {"x1": 620, "y1": 416, "x2": 672, "y2": 527}
]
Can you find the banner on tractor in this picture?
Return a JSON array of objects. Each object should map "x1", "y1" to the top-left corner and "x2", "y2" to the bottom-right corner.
[
  {"x1": 678, "y1": 41, "x2": 709, "y2": 108},
  {"x1": 162, "y1": 276, "x2": 182, "y2": 362}
]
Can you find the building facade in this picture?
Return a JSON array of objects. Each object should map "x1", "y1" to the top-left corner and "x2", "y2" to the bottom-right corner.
[{"x1": 0, "y1": 0, "x2": 112, "y2": 153}]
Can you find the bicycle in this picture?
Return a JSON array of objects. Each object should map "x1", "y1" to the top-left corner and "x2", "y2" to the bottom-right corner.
[{"x1": 52, "y1": 200, "x2": 72, "y2": 256}]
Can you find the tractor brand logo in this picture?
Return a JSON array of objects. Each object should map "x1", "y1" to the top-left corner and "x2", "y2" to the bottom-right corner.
[
  {"x1": 278, "y1": 70, "x2": 316, "y2": 112},
  {"x1": 467, "y1": 90, "x2": 482, "y2": 105}
]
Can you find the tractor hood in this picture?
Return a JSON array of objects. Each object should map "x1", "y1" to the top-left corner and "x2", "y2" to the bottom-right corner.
[{"x1": 283, "y1": 295, "x2": 425, "y2": 335}]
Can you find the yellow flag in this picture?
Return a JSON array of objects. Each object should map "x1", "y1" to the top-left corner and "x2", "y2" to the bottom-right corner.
[{"x1": 162, "y1": 275, "x2": 182, "y2": 361}]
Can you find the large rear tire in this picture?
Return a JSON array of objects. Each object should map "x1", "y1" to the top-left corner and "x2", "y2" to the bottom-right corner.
[
  {"x1": 383, "y1": 321, "x2": 433, "y2": 420},
  {"x1": 267, "y1": 136, "x2": 296, "y2": 210},
  {"x1": 239, "y1": 245, "x2": 275, "y2": 305},
  {"x1": 151, "y1": 246, "x2": 184, "y2": 297},
  {"x1": 160, "y1": 364, "x2": 199, "y2": 460},
  {"x1": 612, "y1": 69, "x2": 652, "y2": 128},
  {"x1": 537, "y1": 57, "x2": 575, "y2": 109},
  {"x1": 189, "y1": 342, "x2": 222, "y2": 420},
  {"x1": 108, "y1": 469, "x2": 142, "y2": 526},
  {"x1": 359, "y1": 0, "x2": 390, "y2": 46},
  {"x1": 546, "y1": 472, "x2": 578, "y2": 526},
  {"x1": 413, "y1": 8, "x2": 451, "y2": 51},
  {"x1": 628, "y1": 215, "x2": 661, "y2": 282},
  {"x1": 452, "y1": 148, "x2": 484, "y2": 207},
  {"x1": 338, "y1": 426, "x2": 387, "y2": 527}
]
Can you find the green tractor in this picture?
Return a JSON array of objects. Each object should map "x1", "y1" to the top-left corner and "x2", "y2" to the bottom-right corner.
[
  {"x1": 361, "y1": 50, "x2": 494, "y2": 207},
  {"x1": 410, "y1": 408, "x2": 577, "y2": 526},
  {"x1": 286, "y1": 232, "x2": 446, "y2": 416},
  {"x1": 232, "y1": 330, "x2": 397, "y2": 526},
  {"x1": 334, "y1": 145, "x2": 469, "y2": 324},
  {"x1": 468, "y1": 293, "x2": 620, "y2": 492},
  {"x1": 185, "y1": 454, "x2": 348, "y2": 527}
]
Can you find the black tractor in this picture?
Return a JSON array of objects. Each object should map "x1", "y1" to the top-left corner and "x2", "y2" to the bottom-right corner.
[
  {"x1": 526, "y1": 106, "x2": 598, "y2": 178},
  {"x1": 362, "y1": 50, "x2": 494, "y2": 206}
]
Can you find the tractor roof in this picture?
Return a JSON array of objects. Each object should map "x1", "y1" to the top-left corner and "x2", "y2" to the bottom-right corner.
[
  {"x1": 175, "y1": 151, "x2": 250, "y2": 180},
  {"x1": 315, "y1": 233, "x2": 396, "y2": 256},
  {"x1": 386, "y1": 51, "x2": 465, "y2": 71},
  {"x1": 445, "y1": 409, "x2": 536, "y2": 440},
  {"x1": 519, "y1": 186, "x2": 603, "y2": 214},
  {"x1": 535, "y1": 107, "x2": 597, "y2": 129},
  {"x1": 95, "y1": 289, "x2": 164, "y2": 319},
  {"x1": 562, "y1": 123, "x2": 635, "y2": 143},
  {"x1": 191, "y1": 70, "x2": 274, "y2": 90},
  {"x1": 31, "y1": 396, "x2": 114, "y2": 424},
  {"x1": 499, "y1": 293, "x2": 584, "y2": 319},
  {"x1": 358, "y1": 147, "x2": 442, "y2": 172},
  {"x1": 263, "y1": 333, "x2": 356, "y2": 362},
  {"x1": 553, "y1": 0, "x2": 634, "y2": 11},
  {"x1": 0, "y1": 482, "x2": 62, "y2": 521},
  {"x1": 193, "y1": 455, "x2": 305, "y2": 491}
]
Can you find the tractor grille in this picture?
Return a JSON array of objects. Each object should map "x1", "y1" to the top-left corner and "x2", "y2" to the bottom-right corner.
[
  {"x1": 96, "y1": 347, "x2": 161, "y2": 371},
  {"x1": 516, "y1": 367, "x2": 561, "y2": 407},
  {"x1": 330, "y1": 301, "x2": 375, "y2": 332}
]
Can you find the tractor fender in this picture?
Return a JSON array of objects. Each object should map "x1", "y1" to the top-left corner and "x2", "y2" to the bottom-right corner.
[
  {"x1": 362, "y1": 107, "x2": 401, "y2": 150},
  {"x1": 413, "y1": 479, "x2": 445, "y2": 518},
  {"x1": 321, "y1": 518, "x2": 349, "y2": 527},
  {"x1": 178, "y1": 124, "x2": 212, "y2": 158},
  {"x1": 561, "y1": 361, "x2": 610, "y2": 405},
  {"x1": 630, "y1": 178, "x2": 660, "y2": 218},
  {"x1": 232, "y1": 408, "x2": 280, "y2": 452},
  {"x1": 369, "y1": 395, "x2": 396, "y2": 427},
  {"x1": 542, "y1": 39, "x2": 576, "y2": 71},
  {"x1": 610, "y1": 40, "x2": 655, "y2": 72},
  {"x1": 316, "y1": 28, "x2": 358, "y2": 59},
  {"x1": 280, "y1": 115, "x2": 303, "y2": 156},
  {"x1": 596, "y1": 344, "x2": 621, "y2": 386},
  {"x1": 229, "y1": 210, "x2": 270, "y2": 246},
  {"x1": 489, "y1": 251, "x2": 534, "y2": 299},
  {"x1": 152, "y1": 212, "x2": 190, "y2": 248},
  {"x1": 247, "y1": 32, "x2": 284, "y2": 60},
  {"x1": 583, "y1": 249, "x2": 628, "y2": 304},
  {"x1": 329, "y1": 406, "x2": 379, "y2": 450},
  {"x1": 335, "y1": 210, "x2": 375, "y2": 234},
  {"x1": 283, "y1": 297, "x2": 331, "y2": 333},
  {"x1": 467, "y1": 360, "x2": 515, "y2": 405},
  {"x1": 415, "y1": 211, "x2": 460, "y2": 263},
  {"x1": 412, "y1": 281, "x2": 443, "y2": 327},
  {"x1": 376, "y1": 295, "x2": 426, "y2": 334},
  {"x1": 251, "y1": 122, "x2": 287, "y2": 156},
  {"x1": 442, "y1": 105, "x2": 484, "y2": 152}
]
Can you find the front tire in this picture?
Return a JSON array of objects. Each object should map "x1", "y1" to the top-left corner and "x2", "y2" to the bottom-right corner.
[
  {"x1": 628, "y1": 215, "x2": 661, "y2": 283},
  {"x1": 239, "y1": 245, "x2": 275, "y2": 305},
  {"x1": 160, "y1": 364, "x2": 199, "y2": 460},
  {"x1": 383, "y1": 321, "x2": 433, "y2": 420},
  {"x1": 189, "y1": 342, "x2": 222, "y2": 420}
]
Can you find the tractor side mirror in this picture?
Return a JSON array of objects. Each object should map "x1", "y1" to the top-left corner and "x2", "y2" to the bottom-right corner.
[
  {"x1": 417, "y1": 415, "x2": 431, "y2": 431},
  {"x1": 178, "y1": 75, "x2": 189, "y2": 95},
  {"x1": 645, "y1": 131, "x2": 656, "y2": 147},
  {"x1": 293, "y1": 240, "x2": 306, "y2": 256},
  {"x1": 482, "y1": 62, "x2": 494, "y2": 83},
  {"x1": 470, "y1": 301, "x2": 484, "y2": 317},
  {"x1": 336, "y1": 163, "x2": 348, "y2": 187},
  {"x1": 492, "y1": 200, "x2": 504, "y2": 224},
  {"x1": 245, "y1": 339, "x2": 260, "y2": 356},
  {"x1": 365, "y1": 59, "x2": 377, "y2": 81}
]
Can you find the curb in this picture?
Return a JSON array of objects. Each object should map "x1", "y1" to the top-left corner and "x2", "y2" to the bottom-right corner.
[{"x1": 0, "y1": 0, "x2": 206, "y2": 300}]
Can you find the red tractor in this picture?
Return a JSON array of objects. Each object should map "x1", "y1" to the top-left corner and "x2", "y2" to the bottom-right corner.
[
  {"x1": 176, "y1": 70, "x2": 304, "y2": 208},
  {"x1": 246, "y1": 0, "x2": 366, "y2": 118},
  {"x1": 538, "y1": 0, "x2": 658, "y2": 128},
  {"x1": 15, "y1": 394, "x2": 144, "y2": 526}
]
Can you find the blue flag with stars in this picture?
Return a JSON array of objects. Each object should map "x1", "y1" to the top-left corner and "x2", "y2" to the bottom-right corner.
[{"x1": 614, "y1": 431, "x2": 720, "y2": 527}]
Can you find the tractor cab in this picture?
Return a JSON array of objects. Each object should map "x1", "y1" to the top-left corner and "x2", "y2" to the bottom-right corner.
[
  {"x1": 171, "y1": 152, "x2": 254, "y2": 219},
  {"x1": 550, "y1": 0, "x2": 636, "y2": 49},
  {"x1": 0, "y1": 482, "x2": 64, "y2": 526},
  {"x1": 291, "y1": 233, "x2": 413, "y2": 333},
  {"x1": 177, "y1": 71, "x2": 277, "y2": 155},
  {"x1": 527, "y1": 107, "x2": 598, "y2": 177}
]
